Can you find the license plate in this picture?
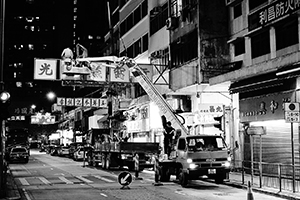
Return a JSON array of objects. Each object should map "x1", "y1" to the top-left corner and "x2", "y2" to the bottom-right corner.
[{"x1": 208, "y1": 169, "x2": 216, "y2": 174}]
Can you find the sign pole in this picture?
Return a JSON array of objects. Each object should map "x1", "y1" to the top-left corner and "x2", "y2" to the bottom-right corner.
[
  {"x1": 250, "y1": 135, "x2": 253, "y2": 185},
  {"x1": 291, "y1": 122, "x2": 295, "y2": 193}
]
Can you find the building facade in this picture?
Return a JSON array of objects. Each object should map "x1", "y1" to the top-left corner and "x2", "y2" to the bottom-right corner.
[{"x1": 211, "y1": 0, "x2": 300, "y2": 169}]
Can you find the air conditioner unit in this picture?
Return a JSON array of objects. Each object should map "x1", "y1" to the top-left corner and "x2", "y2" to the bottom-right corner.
[{"x1": 166, "y1": 17, "x2": 178, "y2": 30}]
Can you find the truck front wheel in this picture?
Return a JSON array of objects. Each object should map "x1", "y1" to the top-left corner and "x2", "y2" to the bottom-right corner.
[
  {"x1": 215, "y1": 175, "x2": 224, "y2": 184},
  {"x1": 179, "y1": 168, "x2": 189, "y2": 187}
]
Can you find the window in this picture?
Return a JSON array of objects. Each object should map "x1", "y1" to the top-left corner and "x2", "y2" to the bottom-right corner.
[
  {"x1": 251, "y1": 30, "x2": 270, "y2": 58},
  {"x1": 142, "y1": 34, "x2": 148, "y2": 52},
  {"x1": 120, "y1": 0, "x2": 147, "y2": 37},
  {"x1": 150, "y1": 3, "x2": 168, "y2": 35},
  {"x1": 134, "y1": 8, "x2": 141, "y2": 24},
  {"x1": 249, "y1": 0, "x2": 268, "y2": 11},
  {"x1": 171, "y1": 29, "x2": 198, "y2": 68},
  {"x1": 133, "y1": 40, "x2": 141, "y2": 57},
  {"x1": 233, "y1": 3, "x2": 242, "y2": 19},
  {"x1": 275, "y1": 18, "x2": 298, "y2": 51},
  {"x1": 234, "y1": 39, "x2": 245, "y2": 56}
]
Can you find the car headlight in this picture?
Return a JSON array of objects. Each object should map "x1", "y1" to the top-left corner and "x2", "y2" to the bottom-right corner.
[
  {"x1": 187, "y1": 158, "x2": 193, "y2": 163},
  {"x1": 189, "y1": 163, "x2": 198, "y2": 169}
]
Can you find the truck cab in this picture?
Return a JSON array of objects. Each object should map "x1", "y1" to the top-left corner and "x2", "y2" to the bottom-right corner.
[{"x1": 160, "y1": 134, "x2": 231, "y2": 187}]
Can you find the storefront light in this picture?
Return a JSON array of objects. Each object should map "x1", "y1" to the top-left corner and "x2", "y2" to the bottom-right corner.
[{"x1": 250, "y1": 119, "x2": 286, "y2": 126}]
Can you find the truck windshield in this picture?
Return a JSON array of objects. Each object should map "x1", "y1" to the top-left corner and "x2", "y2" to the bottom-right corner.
[{"x1": 187, "y1": 136, "x2": 227, "y2": 151}]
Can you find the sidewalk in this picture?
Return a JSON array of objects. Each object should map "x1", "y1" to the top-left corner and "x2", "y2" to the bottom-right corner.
[
  {"x1": 227, "y1": 172, "x2": 300, "y2": 200},
  {"x1": 0, "y1": 168, "x2": 21, "y2": 200}
]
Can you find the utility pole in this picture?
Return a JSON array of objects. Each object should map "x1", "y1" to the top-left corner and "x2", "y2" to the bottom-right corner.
[
  {"x1": 0, "y1": 0, "x2": 5, "y2": 198},
  {"x1": 107, "y1": 0, "x2": 114, "y2": 138}
]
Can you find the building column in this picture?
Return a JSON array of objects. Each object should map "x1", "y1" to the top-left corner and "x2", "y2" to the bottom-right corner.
[{"x1": 269, "y1": 27, "x2": 276, "y2": 59}]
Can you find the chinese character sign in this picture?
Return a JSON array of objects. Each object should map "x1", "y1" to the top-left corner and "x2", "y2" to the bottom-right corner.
[
  {"x1": 34, "y1": 59, "x2": 58, "y2": 80},
  {"x1": 195, "y1": 104, "x2": 224, "y2": 125},
  {"x1": 249, "y1": 0, "x2": 300, "y2": 31},
  {"x1": 86, "y1": 62, "x2": 107, "y2": 82},
  {"x1": 57, "y1": 97, "x2": 107, "y2": 108},
  {"x1": 110, "y1": 63, "x2": 130, "y2": 82}
]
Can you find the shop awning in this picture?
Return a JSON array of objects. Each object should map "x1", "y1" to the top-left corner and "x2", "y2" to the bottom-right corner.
[{"x1": 229, "y1": 72, "x2": 297, "y2": 94}]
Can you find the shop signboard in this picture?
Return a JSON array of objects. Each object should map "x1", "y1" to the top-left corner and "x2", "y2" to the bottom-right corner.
[
  {"x1": 239, "y1": 91, "x2": 293, "y2": 122},
  {"x1": 248, "y1": 0, "x2": 300, "y2": 31},
  {"x1": 195, "y1": 104, "x2": 224, "y2": 124}
]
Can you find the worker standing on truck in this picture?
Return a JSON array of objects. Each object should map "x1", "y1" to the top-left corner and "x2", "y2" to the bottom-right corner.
[{"x1": 163, "y1": 121, "x2": 175, "y2": 157}]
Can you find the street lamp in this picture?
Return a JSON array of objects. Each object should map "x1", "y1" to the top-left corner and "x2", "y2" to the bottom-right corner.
[{"x1": 46, "y1": 91, "x2": 56, "y2": 101}]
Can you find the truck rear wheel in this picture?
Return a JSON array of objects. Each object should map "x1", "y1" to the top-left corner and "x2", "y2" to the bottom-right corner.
[
  {"x1": 160, "y1": 166, "x2": 170, "y2": 182},
  {"x1": 106, "y1": 156, "x2": 110, "y2": 169},
  {"x1": 101, "y1": 154, "x2": 106, "y2": 169}
]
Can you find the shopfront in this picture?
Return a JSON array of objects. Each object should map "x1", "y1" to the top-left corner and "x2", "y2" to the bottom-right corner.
[{"x1": 235, "y1": 75, "x2": 300, "y2": 169}]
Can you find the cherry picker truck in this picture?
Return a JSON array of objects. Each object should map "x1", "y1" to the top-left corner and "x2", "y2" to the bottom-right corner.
[{"x1": 129, "y1": 60, "x2": 232, "y2": 187}]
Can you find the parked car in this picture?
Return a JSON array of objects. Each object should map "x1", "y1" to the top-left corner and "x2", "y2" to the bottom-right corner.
[
  {"x1": 8, "y1": 146, "x2": 30, "y2": 163},
  {"x1": 73, "y1": 146, "x2": 93, "y2": 161},
  {"x1": 58, "y1": 146, "x2": 70, "y2": 157}
]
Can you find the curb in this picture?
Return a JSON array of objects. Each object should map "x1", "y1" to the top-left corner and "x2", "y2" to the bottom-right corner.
[
  {"x1": 225, "y1": 181, "x2": 300, "y2": 200},
  {"x1": 0, "y1": 169, "x2": 21, "y2": 200}
]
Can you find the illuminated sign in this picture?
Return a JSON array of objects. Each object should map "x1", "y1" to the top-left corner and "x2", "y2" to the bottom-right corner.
[
  {"x1": 57, "y1": 97, "x2": 107, "y2": 108},
  {"x1": 31, "y1": 113, "x2": 55, "y2": 124}
]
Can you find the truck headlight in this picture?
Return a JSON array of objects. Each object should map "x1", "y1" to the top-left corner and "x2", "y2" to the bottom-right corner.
[
  {"x1": 189, "y1": 163, "x2": 198, "y2": 169},
  {"x1": 187, "y1": 158, "x2": 193, "y2": 163},
  {"x1": 222, "y1": 161, "x2": 231, "y2": 168}
]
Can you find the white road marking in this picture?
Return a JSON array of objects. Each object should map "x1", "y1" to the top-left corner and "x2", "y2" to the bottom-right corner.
[
  {"x1": 100, "y1": 193, "x2": 108, "y2": 197},
  {"x1": 58, "y1": 176, "x2": 73, "y2": 184},
  {"x1": 144, "y1": 178, "x2": 153, "y2": 182},
  {"x1": 38, "y1": 177, "x2": 51, "y2": 185},
  {"x1": 175, "y1": 191, "x2": 186, "y2": 196},
  {"x1": 19, "y1": 178, "x2": 30, "y2": 185},
  {"x1": 76, "y1": 176, "x2": 93, "y2": 183},
  {"x1": 93, "y1": 175, "x2": 114, "y2": 183},
  {"x1": 22, "y1": 188, "x2": 32, "y2": 200}
]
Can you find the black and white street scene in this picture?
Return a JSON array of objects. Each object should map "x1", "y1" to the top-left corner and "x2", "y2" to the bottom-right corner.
[{"x1": 1, "y1": 0, "x2": 300, "y2": 200}]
